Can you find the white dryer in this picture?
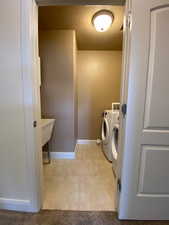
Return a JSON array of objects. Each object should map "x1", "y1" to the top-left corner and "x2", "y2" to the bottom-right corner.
[
  {"x1": 102, "y1": 110, "x2": 114, "y2": 161},
  {"x1": 101, "y1": 103, "x2": 120, "y2": 175}
]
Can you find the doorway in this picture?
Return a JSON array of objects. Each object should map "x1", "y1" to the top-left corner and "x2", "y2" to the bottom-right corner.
[
  {"x1": 19, "y1": 0, "x2": 169, "y2": 219},
  {"x1": 37, "y1": 4, "x2": 125, "y2": 211}
]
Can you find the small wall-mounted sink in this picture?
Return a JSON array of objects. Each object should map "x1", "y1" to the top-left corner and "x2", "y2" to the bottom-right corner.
[{"x1": 41, "y1": 119, "x2": 55, "y2": 147}]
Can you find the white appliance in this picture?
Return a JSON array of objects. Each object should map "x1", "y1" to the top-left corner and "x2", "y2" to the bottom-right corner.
[
  {"x1": 101, "y1": 103, "x2": 120, "y2": 175},
  {"x1": 41, "y1": 119, "x2": 55, "y2": 164},
  {"x1": 41, "y1": 119, "x2": 55, "y2": 147}
]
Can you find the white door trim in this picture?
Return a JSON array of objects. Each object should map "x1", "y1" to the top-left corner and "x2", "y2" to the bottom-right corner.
[
  {"x1": 116, "y1": 0, "x2": 131, "y2": 212},
  {"x1": 21, "y1": 0, "x2": 42, "y2": 212},
  {"x1": 36, "y1": 0, "x2": 125, "y2": 6},
  {"x1": 22, "y1": 0, "x2": 127, "y2": 213}
]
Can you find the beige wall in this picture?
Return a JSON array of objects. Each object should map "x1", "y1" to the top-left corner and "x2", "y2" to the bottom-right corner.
[
  {"x1": 39, "y1": 31, "x2": 122, "y2": 146},
  {"x1": 39, "y1": 30, "x2": 77, "y2": 152},
  {"x1": 77, "y1": 51, "x2": 122, "y2": 139}
]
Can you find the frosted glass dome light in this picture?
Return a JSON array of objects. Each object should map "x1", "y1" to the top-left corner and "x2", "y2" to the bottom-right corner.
[{"x1": 92, "y1": 10, "x2": 114, "y2": 32}]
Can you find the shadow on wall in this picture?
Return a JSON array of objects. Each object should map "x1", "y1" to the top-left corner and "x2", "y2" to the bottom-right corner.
[{"x1": 39, "y1": 30, "x2": 77, "y2": 153}]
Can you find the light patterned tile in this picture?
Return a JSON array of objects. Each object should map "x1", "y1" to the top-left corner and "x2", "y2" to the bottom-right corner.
[
  {"x1": 43, "y1": 176, "x2": 80, "y2": 210},
  {"x1": 79, "y1": 176, "x2": 115, "y2": 211},
  {"x1": 43, "y1": 143, "x2": 116, "y2": 211}
]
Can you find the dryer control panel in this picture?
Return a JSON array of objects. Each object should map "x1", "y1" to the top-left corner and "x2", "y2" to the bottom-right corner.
[{"x1": 112, "y1": 102, "x2": 120, "y2": 111}]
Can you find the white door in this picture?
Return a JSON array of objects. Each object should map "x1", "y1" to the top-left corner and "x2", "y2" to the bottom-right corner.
[{"x1": 119, "y1": 0, "x2": 169, "y2": 220}]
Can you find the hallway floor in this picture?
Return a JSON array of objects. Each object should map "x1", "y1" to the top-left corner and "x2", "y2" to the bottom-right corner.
[
  {"x1": 43, "y1": 143, "x2": 116, "y2": 211},
  {"x1": 1, "y1": 210, "x2": 169, "y2": 225}
]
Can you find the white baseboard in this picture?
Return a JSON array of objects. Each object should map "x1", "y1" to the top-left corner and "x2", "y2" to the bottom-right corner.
[
  {"x1": 77, "y1": 139, "x2": 96, "y2": 144},
  {"x1": 0, "y1": 198, "x2": 32, "y2": 212},
  {"x1": 50, "y1": 141, "x2": 96, "y2": 159},
  {"x1": 50, "y1": 151, "x2": 75, "y2": 159}
]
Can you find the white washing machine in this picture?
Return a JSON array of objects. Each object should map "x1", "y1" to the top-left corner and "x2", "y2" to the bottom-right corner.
[{"x1": 101, "y1": 103, "x2": 120, "y2": 175}]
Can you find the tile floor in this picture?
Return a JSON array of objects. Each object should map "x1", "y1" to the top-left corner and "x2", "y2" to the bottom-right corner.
[{"x1": 43, "y1": 143, "x2": 116, "y2": 211}]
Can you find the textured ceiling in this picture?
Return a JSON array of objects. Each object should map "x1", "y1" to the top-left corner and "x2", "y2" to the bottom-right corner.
[{"x1": 39, "y1": 5, "x2": 124, "y2": 50}]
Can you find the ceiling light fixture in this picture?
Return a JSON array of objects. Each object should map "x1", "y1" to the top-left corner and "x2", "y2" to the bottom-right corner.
[{"x1": 92, "y1": 10, "x2": 114, "y2": 32}]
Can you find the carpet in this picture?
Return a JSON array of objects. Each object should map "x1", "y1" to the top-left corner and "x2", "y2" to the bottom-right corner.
[{"x1": 0, "y1": 210, "x2": 169, "y2": 225}]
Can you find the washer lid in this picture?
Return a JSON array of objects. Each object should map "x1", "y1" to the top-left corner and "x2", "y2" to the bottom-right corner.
[
  {"x1": 101, "y1": 118, "x2": 110, "y2": 143},
  {"x1": 112, "y1": 124, "x2": 119, "y2": 160}
]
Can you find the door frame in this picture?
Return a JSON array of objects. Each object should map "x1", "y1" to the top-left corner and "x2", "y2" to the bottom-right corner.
[
  {"x1": 21, "y1": 0, "x2": 129, "y2": 212},
  {"x1": 116, "y1": 0, "x2": 131, "y2": 212},
  {"x1": 21, "y1": 0, "x2": 42, "y2": 212}
]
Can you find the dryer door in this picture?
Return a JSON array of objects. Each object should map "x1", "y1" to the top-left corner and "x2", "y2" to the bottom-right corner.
[
  {"x1": 101, "y1": 118, "x2": 109, "y2": 144},
  {"x1": 112, "y1": 124, "x2": 119, "y2": 160}
]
